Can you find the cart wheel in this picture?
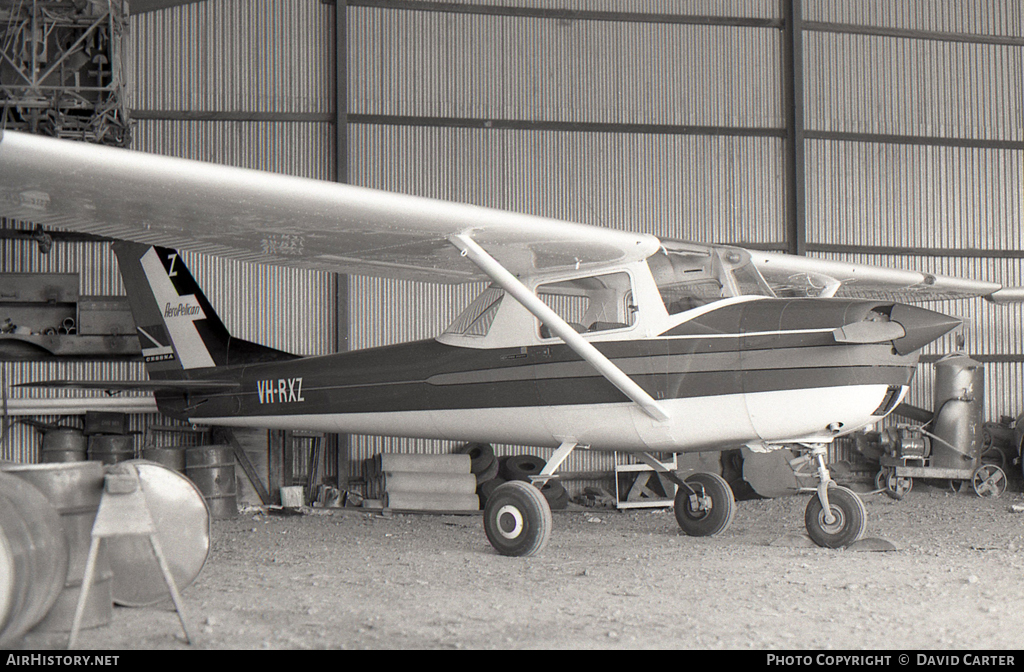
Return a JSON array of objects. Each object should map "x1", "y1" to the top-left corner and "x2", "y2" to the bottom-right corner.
[
  {"x1": 948, "y1": 479, "x2": 963, "y2": 494},
  {"x1": 874, "y1": 469, "x2": 888, "y2": 491},
  {"x1": 804, "y1": 485, "x2": 867, "y2": 549},
  {"x1": 885, "y1": 473, "x2": 912, "y2": 500},
  {"x1": 972, "y1": 464, "x2": 1007, "y2": 499}
]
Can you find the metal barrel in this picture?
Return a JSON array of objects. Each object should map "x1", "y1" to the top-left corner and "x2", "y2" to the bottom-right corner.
[
  {"x1": 41, "y1": 428, "x2": 88, "y2": 463},
  {"x1": 185, "y1": 445, "x2": 237, "y2": 519},
  {"x1": 107, "y1": 461, "x2": 211, "y2": 607},
  {"x1": 1, "y1": 462, "x2": 112, "y2": 632},
  {"x1": 0, "y1": 472, "x2": 69, "y2": 648},
  {"x1": 140, "y1": 447, "x2": 186, "y2": 473},
  {"x1": 87, "y1": 434, "x2": 135, "y2": 466}
]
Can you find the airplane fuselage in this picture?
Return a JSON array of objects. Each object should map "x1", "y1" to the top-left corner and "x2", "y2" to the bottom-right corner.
[{"x1": 160, "y1": 297, "x2": 919, "y2": 453}]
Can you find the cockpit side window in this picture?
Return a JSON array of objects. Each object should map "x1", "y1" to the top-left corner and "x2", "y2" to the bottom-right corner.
[{"x1": 536, "y1": 272, "x2": 635, "y2": 338}]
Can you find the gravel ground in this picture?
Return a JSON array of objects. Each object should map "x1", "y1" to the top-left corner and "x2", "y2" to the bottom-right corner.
[{"x1": 15, "y1": 480, "x2": 1024, "y2": 651}]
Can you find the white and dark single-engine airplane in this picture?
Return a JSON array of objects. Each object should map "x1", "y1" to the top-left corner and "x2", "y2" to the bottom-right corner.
[{"x1": 2, "y1": 129, "x2": 1022, "y2": 556}]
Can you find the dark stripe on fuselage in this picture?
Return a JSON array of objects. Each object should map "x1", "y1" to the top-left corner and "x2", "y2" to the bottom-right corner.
[{"x1": 159, "y1": 299, "x2": 917, "y2": 421}]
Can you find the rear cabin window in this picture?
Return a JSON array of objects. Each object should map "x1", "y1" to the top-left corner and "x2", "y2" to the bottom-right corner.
[
  {"x1": 535, "y1": 272, "x2": 635, "y2": 339},
  {"x1": 648, "y1": 248, "x2": 774, "y2": 315},
  {"x1": 444, "y1": 286, "x2": 505, "y2": 337}
]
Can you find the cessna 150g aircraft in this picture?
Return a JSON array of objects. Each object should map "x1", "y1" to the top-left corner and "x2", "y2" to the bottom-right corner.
[{"x1": 2, "y1": 129, "x2": 1022, "y2": 556}]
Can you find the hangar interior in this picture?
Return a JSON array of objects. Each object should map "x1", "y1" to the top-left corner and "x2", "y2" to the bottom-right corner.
[{"x1": 1, "y1": 0, "x2": 1022, "y2": 508}]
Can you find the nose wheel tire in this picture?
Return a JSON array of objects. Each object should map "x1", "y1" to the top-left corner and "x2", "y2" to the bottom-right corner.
[
  {"x1": 804, "y1": 485, "x2": 866, "y2": 549},
  {"x1": 483, "y1": 480, "x2": 552, "y2": 557},
  {"x1": 673, "y1": 472, "x2": 735, "y2": 537}
]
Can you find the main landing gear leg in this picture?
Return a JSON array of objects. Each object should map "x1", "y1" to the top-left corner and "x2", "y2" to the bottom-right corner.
[
  {"x1": 482, "y1": 441, "x2": 577, "y2": 557},
  {"x1": 801, "y1": 444, "x2": 866, "y2": 548}
]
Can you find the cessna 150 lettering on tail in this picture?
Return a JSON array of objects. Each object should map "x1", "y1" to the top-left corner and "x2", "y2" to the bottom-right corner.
[{"x1": 2, "y1": 129, "x2": 1022, "y2": 556}]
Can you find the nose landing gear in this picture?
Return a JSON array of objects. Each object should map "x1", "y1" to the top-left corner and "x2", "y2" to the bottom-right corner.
[{"x1": 800, "y1": 444, "x2": 866, "y2": 548}]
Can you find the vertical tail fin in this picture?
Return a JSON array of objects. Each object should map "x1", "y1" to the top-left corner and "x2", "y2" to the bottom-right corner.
[{"x1": 113, "y1": 242, "x2": 295, "y2": 379}]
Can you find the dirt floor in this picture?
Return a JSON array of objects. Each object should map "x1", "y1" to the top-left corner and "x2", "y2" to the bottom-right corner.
[{"x1": 15, "y1": 479, "x2": 1024, "y2": 651}]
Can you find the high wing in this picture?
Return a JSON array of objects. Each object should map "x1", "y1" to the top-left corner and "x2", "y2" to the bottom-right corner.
[
  {"x1": 0, "y1": 130, "x2": 1020, "y2": 304},
  {"x1": 0, "y1": 130, "x2": 658, "y2": 282},
  {"x1": 746, "y1": 249, "x2": 1024, "y2": 304}
]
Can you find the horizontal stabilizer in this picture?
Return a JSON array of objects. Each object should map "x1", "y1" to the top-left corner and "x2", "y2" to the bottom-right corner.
[{"x1": 17, "y1": 379, "x2": 240, "y2": 392}]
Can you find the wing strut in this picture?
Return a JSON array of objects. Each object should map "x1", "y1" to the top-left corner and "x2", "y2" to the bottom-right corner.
[{"x1": 449, "y1": 234, "x2": 669, "y2": 423}]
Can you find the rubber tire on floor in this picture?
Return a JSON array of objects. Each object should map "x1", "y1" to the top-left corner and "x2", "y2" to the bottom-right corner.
[
  {"x1": 455, "y1": 442, "x2": 495, "y2": 474},
  {"x1": 483, "y1": 481, "x2": 552, "y2": 557},
  {"x1": 673, "y1": 472, "x2": 735, "y2": 537},
  {"x1": 804, "y1": 485, "x2": 867, "y2": 549},
  {"x1": 720, "y1": 449, "x2": 761, "y2": 502},
  {"x1": 476, "y1": 476, "x2": 507, "y2": 507},
  {"x1": 500, "y1": 454, "x2": 546, "y2": 482},
  {"x1": 474, "y1": 453, "x2": 500, "y2": 483},
  {"x1": 539, "y1": 480, "x2": 569, "y2": 510}
]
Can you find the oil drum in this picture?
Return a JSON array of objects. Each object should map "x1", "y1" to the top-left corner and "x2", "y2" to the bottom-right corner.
[
  {"x1": 41, "y1": 428, "x2": 87, "y2": 463},
  {"x1": 0, "y1": 472, "x2": 69, "y2": 648},
  {"x1": 185, "y1": 445, "x2": 237, "y2": 519},
  {"x1": 87, "y1": 434, "x2": 135, "y2": 466},
  {"x1": 106, "y1": 460, "x2": 211, "y2": 607},
  {"x1": 140, "y1": 447, "x2": 186, "y2": 473},
  {"x1": 1, "y1": 462, "x2": 112, "y2": 632}
]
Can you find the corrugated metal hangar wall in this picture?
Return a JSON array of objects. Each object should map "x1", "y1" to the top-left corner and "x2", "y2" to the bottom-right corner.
[{"x1": 2, "y1": 0, "x2": 1022, "y2": 492}]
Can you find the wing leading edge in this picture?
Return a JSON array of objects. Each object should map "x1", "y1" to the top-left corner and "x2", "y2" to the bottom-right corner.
[
  {"x1": 0, "y1": 130, "x2": 659, "y2": 282},
  {"x1": 746, "y1": 249, "x2": 1021, "y2": 304}
]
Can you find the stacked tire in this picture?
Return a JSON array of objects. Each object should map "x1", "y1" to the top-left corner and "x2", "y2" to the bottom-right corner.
[
  {"x1": 461, "y1": 447, "x2": 570, "y2": 511},
  {"x1": 456, "y1": 443, "x2": 502, "y2": 507},
  {"x1": 456, "y1": 443, "x2": 499, "y2": 483}
]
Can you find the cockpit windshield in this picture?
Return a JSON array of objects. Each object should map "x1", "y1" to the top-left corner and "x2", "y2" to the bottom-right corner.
[{"x1": 648, "y1": 245, "x2": 775, "y2": 315}]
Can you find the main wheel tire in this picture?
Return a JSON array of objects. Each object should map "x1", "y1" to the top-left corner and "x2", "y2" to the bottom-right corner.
[
  {"x1": 673, "y1": 472, "x2": 735, "y2": 537},
  {"x1": 804, "y1": 485, "x2": 866, "y2": 549},
  {"x1": 483, "y1": 481, "x2": 552, "y2": 557}
]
